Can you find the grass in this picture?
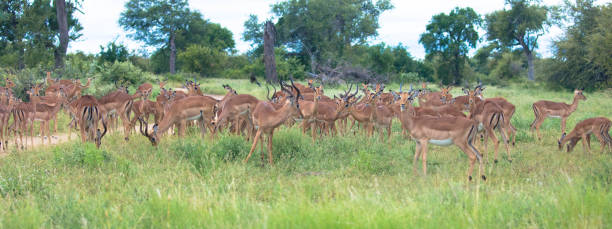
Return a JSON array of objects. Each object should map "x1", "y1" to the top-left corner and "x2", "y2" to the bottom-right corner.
[{"x1": 0, "y1": 79, "x2": 611, "y2": 228}]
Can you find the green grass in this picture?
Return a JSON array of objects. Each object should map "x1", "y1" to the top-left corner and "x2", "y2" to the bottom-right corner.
[{"x1": 0, "y1": 79, "x2": 611, "y2": 228}]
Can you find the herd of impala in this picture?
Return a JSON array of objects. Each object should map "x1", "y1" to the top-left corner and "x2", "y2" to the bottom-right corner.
[{"x1": 0, "y1": 73, "x2": 610, "y2": 181}]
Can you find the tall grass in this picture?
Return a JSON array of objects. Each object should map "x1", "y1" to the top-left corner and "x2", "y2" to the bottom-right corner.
[{"x1": 0, "y1": 79, "x2": 610, "y2": 228}]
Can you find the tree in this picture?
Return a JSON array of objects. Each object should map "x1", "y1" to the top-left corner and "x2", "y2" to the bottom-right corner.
[
  {"x1": 54, "y1": 0, "x2": 68, "y2": 69},
  {"x1": 98, "y1": 41, "x2": 130, "y2": 64},
  {"x1": 547, "y1": 0, "x2": 611, "y2": 90},
  {"x1": 150, "y1": 15, "x2": 234, "y2": 74},
  {"x1": 419, "y1": 7, "x2": 481, "y2": 84},
  {"x1": 486, "y1": 0, "x2": 549, "y2": 81},
  {"x1": 263, "y1": 21, "x2": 278, "y2": 83},
  {"x1": 250, "y1": 0, "x2": 393, "y2": 72},
  {"x1": 119, "y1": 0, "x2": 194, "y2": 74},
  {"x1": 0, "y1": 0, "x2": 82, "y2": 69}
]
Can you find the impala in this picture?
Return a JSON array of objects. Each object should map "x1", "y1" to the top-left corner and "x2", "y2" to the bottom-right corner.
[
  {"x1": 212, "y1": 93, "x2": 259, "y2": 138},
  {"x1": 244, "y1": 80, "x2": 303, "y2": 165},
  {"x1": 466, "y1": 89, "x2": 511, "y2": 163},
  {"x1": 139, "y1": 95, "x2": 217, "y2": 146},
  {"x1": 558, "y1": 117, "x2": 611, "y2": 153},
  {"x1": 32, "y1": 90, "x2": 69, "y2": 144},
  {"x1": 398, "y1": 93, "x2": 485, "y2": 181},
  {"x1": 98, "y1": 89, "x2": 138, "y2": 141},
  {"x1": 70, "y1": 95, "x2": 108, "y2": 148},
  {"x1": 418, "y1": 85, "x2": 453, "y2": 107},
  {"x1": 531, "y1": 89, "x2": 587, "y2": 140}
]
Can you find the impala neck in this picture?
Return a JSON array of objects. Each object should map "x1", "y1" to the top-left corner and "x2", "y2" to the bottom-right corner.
[
  {"x1": 569, "y1": 96, "x2": 581, "y2": 113},
  {"x1": 268, "y1": 101, "x2": 297, "y2": 128}
]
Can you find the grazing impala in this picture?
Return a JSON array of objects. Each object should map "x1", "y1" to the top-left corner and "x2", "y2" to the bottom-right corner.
[
  {"x1": 70, "y1": 95, "x2": 108, "y2": 148},
  {"x1": 558, "y1": 117, "x2": 611, "y2": 153},
  {"x1": 244, "y1": 80, "x2": 303, "y2": 165},
  {"x1": 398, "y1": 92, "x2": 485, "y2": 181},
  {"x1": 139, "y1": 95, "x2": 217, "y2": 146},
  {"x1": 531, "y1": 89, "x2": 587, "y2": 140}
]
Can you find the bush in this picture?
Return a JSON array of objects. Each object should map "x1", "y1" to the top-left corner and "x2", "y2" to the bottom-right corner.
[
  {"x1": 209, "y1": 135, "x2": 250, "y2": 162},
  {"x1": 391, "y1": 72, "x2": 426, "y2": 83},
  {"x1": 178, "y1": 45, "x2": 228, "y2": 77},
  {"x1": 53, "y1": 142, "x2": 111, "y2": 169},
  {"x1": 97, "y1": 61, "x2": 156, "y2": 86}
]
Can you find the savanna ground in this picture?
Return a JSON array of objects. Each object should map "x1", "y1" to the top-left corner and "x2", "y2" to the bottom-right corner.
[{"x1": 0, "y1": 79, "x2": 611, "y2": 228}]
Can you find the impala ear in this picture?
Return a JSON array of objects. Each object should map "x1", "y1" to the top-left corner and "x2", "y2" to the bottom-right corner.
[{"x1": 153, "y1": 124, "x2": 158, "y2": 134}]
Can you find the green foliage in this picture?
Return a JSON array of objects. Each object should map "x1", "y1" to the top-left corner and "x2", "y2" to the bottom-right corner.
[
  {"x1": 53, "y1": 143, "x2": 111, "y2": 169},
  {"x1": 419, "y1": 7, "x2": 481, "y2": 85},
  {"x1": 97, "y1": 61, "x2": 152, "y2": 86},
  {"x1": 243, "y1": 0, "x2": 393, "y2": 71},
  {"x1": 209, "y1": 135, "x2": 250, "y2": 162},
  {"x1": 98, "y1": 41, "x2": 130, "y2": 64},
  {"x1": 485, "y1": 0, "x2": 549, "y2": 81},
  {"x1": 178, "y1": 45, "x2": 228, "y2": 77},
  {"x1": 0, "y1": 0, "x2": 82, "y2": 69},
  {"x1": 546, "y1": 1, "x2": 612, "y2": 90},
  {"x1": 489, "y1": 52, "x2": 524, "y2": 80}
]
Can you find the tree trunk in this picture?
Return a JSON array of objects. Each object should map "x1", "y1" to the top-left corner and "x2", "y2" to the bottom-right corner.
[
  {"x1": 526, "y1": 50, "x2": 535, "y2": 81},
  {"x1": 54, "y1": 0, "x2": 68, "y2": 69},
  {"x1": 263, "y1": 21, "x2": 278, "y2": 83},
  {"x1": 169, "y1": 33, "x2": 176, "y2": 74}
]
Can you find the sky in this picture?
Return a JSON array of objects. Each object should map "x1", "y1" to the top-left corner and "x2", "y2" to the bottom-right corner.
[{"x1": 69, "y1": 0, "x2": 579, "y2": 59}]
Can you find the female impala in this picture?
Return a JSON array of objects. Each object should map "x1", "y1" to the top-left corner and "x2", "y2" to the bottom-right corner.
[
  {"x1": 531, "y1": 89, "x2": 587, "y2": 140},
  {"x1": 558, "y1": 117, "x2": 611, "y2": 153},
  {"x1": 398, "y1": 92, "x2": 485, "y2": 181},
  {"x1": 244, "y1": 81, "x2": 303, "y2": 165}
]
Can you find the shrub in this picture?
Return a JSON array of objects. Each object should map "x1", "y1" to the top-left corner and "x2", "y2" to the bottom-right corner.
[
  {"x1": 209, "y1": 135, "x2": 250, "y2": 162},
  {"x1": 53, "y1": 142, "x2": 110, "y2": 169}
]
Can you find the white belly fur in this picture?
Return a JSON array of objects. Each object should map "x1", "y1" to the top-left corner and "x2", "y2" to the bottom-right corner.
[
  {"x1": 548, "y1": 115, "x2": 561, "y2": 118},
  {"x1": 186, "y1": 114, "x2": 202, "y2": 121},
  {"x1": 429, "y1": 138, "x2": 453, "y2": 146},
  {"x1": 478, "y1": 123, "x2": 484, "y2": 131}
]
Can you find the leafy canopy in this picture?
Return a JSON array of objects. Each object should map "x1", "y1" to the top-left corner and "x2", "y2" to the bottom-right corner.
[{"x1": 419, "y1": 7, "x2": 481, "y2": 84}]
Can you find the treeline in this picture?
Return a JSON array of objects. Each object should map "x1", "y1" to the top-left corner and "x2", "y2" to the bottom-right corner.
[{"x1": 1, "y1": 0, "x2": 610, "y2": 90}]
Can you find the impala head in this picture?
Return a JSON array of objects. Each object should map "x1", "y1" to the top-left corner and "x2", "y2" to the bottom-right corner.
[
  {"x1": 5, "y1": 77, "x2": 16, "y2": 89},
  {"x1": 95, "y1": 119, "x2": 108, "y2": 149},
  {"x1": 558, "y1": 132, "x2": 567, "y2": 151},
  {"x1": 159, "y1": 80, "x2": 166, "y2": 89},
  {"x1": 474, "y1": 81, "x2": 485, "y2": 98},
  {"x1": 223, "y1": 84, "x2": 236, "y2": 94},
  {"x1": 308, "y1": 79, "x2": 315, "y2": 89},
  {"x1": 282, "y1": 79, "x2": 303, "y2": 119},
  {"x1": 440, "y1": 86, "x2": 453, "y2": 102},
  {"x1": 361, "y1": 83, "x2": 370, "y2": 95},
  {"x1": 315, "y1": 85, "x2": 323, "y2": 101},
  {"x1": 465, "y1": 89, "x2": 478, "y2": 108},
  {"x1": 574, "y1": 89, "x2": 586, "y2": 101},
  {"x1": 139, "y1": 118, "x2": 159, "y2": 146}
]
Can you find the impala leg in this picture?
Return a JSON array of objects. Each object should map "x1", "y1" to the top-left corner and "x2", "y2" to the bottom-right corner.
[
  {"x1": 53, "y1": 116, "x2": 58, "y2": 136},
  {"x1": 486, "y1": 128, "x2": 499, "y2": 163},
  {"x1": 592, "y1": 131, "x2": 607, "y2": 153},
  {"x1": 534, "y1": 117, "x2": 546, "y2": 141},
  {"x1": 457, "y1": 143, "x2": 478, "y2": 181},
  {"x1": 581, "y1": 133, "x2": 589, "y2": 154},
  {"x1": 260, "y1": 133, "x2": 265, "y2": 164},
  {"x1": 413, "y1": 140, "x2": 421, "y2": 175},
  {"x1": 244, "y1": 130, "x2": 262, "y2": 163},
  {"x1": 499, "y1": 125, "x2": 511, "y2": 162},
  {"x1": 310, "y1": 120, "x2": 316, "y2": 142},
  {"x1": 420, "y1": 140, "x2": 429, "y2": 176},
  {"x1": 267, "y1": 132, "x2": 274, "y2": 165},
  {"x1": 561, "y1": 117, "x2": 568, "y2": 135}
]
